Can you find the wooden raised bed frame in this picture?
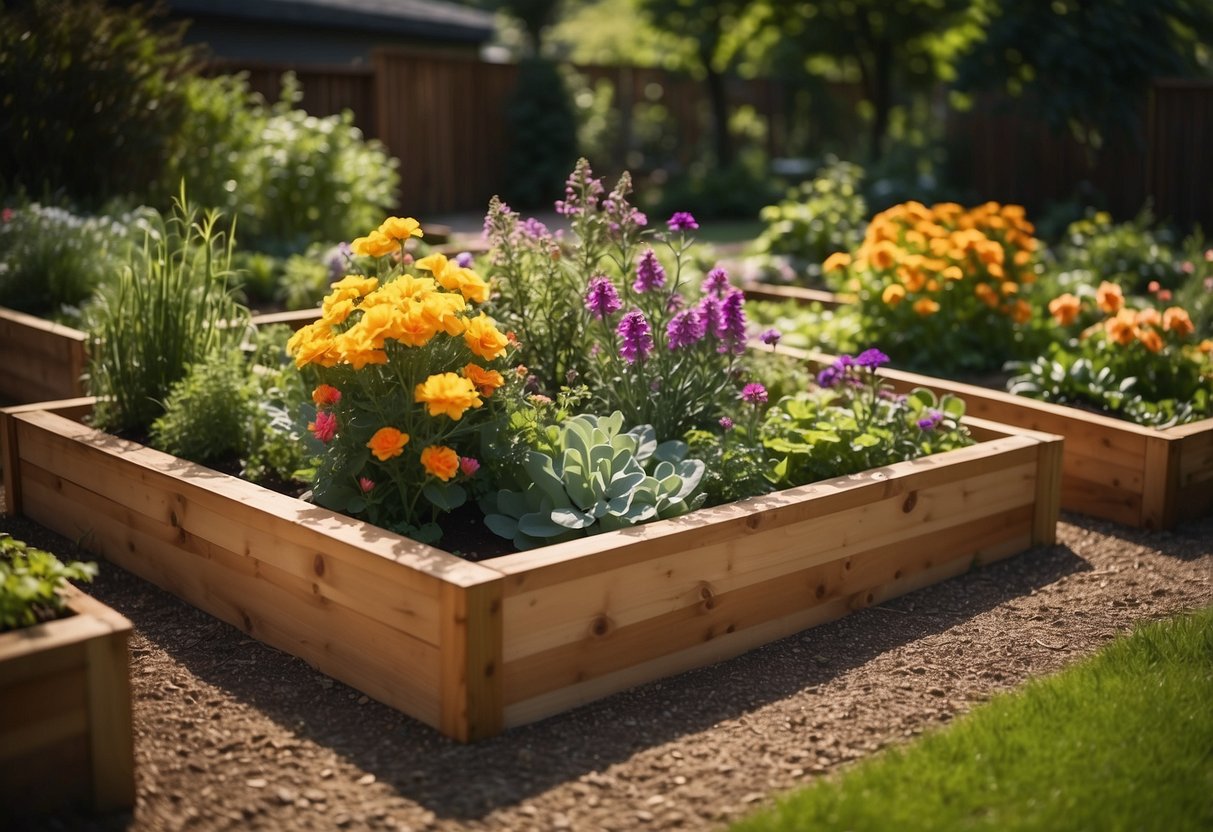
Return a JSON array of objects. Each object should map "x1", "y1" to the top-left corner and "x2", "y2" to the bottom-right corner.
[
  {"x1": 2, "y1": 401, "x2": 1061, "y2": 742},
  {"x1": 0, "y1": 583, "x2": 135, "y2": 814},
  {"x1": 0, "y1": 307, "x2": 88, "y2": 403}
]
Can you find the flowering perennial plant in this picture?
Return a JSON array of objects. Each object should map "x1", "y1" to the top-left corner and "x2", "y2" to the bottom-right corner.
[
  {"x1": 1008, "y1": 287, "x2": 1213, "y2": 427},
  {"x1": 762, "y1": 350, "x2": 974, "y2": 487},
  {"x1": 823, "y1": 200, "x2": 1046, "y2": 374},
  {"x1": 486, "y1": 158, "x2": 759, "y2": 440},
  {"x1": 287, "y1": 216, "x2": 511, "y2": 542}
]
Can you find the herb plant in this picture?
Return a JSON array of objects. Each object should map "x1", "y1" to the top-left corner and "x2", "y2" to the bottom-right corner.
[{"x1": 0, "y1": 534, "x2": 97, "y2": 632}]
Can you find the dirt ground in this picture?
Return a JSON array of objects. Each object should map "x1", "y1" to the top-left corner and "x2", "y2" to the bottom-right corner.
[{"x1": 3, "y1": 506, "x2": 1210, "y2": 832}]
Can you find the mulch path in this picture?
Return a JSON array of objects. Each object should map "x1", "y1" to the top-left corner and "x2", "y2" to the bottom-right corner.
[{"x1": 3, "y1": 506, "x2": 1210, "y2": 832}]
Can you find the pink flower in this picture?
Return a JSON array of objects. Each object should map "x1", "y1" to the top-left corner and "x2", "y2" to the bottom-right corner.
[
  {"x1": 308, "y1": 410, "x2": 338, "y2": 443},
  {"x1": 460, "y1": 456, "x2": 480, "y2": 477},
  {"x1": 358, "y1": 477, "x2": 375, "y2": 493},
  {"x1": 1, "y1": 208, "x2": 13, "y2": 223}
]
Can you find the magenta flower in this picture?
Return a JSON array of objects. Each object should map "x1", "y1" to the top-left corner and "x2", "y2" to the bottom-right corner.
[
  {"x1": 718, "y1": 288, "x2": 748, "y2": 354},
  {"x1": 719, "y1": 416, "x2": 734, "y2": 430},
  {"x1": 617, "y1": 309, "x2": 654, "y2": 364},
  {"x1": 309, "y1": 410, "x2": 338, "y2": 443},
  {"x1": 666, "y1": 308, "x2": 706, "y2": 350},
  {"x1": 667, "y1": 211, "x2": 699, "y2": 231},
  {"x1": 702, "y1": 267, "x2": 731, "y2": 297},
  {"x1": 759, "y1": 327, "x2": 782, "y2": 347},
  {"x1": 585, "y1": 275, "x2": 623, "y2": 319},
  {"x1": 460, "y1": 456, "x2": 481, "y2": 477},
  {"x1": 741, "y1": 382, "x2": 768, "y2": 406},
  {"x1": 358, "y1": 476, "x2": 375, "y2": 493},
  {"x1": 634, "y1": 249, "x2": 666, "y2": 293}
]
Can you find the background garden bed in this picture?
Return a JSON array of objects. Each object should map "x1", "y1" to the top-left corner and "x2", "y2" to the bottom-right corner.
[
  {"x1": 0, "y1": 307, "x2": 88, "y2": 403},
  {"x1": 2, "y1": 399, "x2": 1061, "y2": 741},
  {"x1": 0, "y1": 582, "x2": 134, "y2": 815}
]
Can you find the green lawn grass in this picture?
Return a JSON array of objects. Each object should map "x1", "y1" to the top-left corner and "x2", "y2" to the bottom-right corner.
[{"x1": 732, "y1": 607, "x2": 1213, "y2": 832}]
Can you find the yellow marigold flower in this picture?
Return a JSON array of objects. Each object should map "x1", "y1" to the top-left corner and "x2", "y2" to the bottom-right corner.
[
  {"x1": 329, "y1": 275, "x2": 379, "y2": 297},
  {"x1": 287, "y1": 321, "x2": 338, "y2": 368},
  {"x1": 420, "y1": 445, "x2": 460, "y2": 481},
  {"x1": 463, "y1": 363, "x2": 505, "y2": 397},
  {"x1": 321, "y1": 295, "x2": 356, "y2": 325},
  {"x1": 449, "y1": 268, "x2": 489, "y2": 303},
  {"x1": 1048, "y1": 293, "x2": 1082, "y2": 326},
  {"x1": 414, "y1": 372, "x2": 483, "y2": 421},
  {"x1": 822, "y1": 251, "x2": 852, "y2": 273},
  {"x1": 463, "y1": 313, "x2": 509, "y2": 361},
  {"x1": 928, "y1": 237, "x2": 951, "y2": 257},
  {"x1": 1138, "y1": 328, "x2": 1164, "y2": 353},
  {"x1": 393, "y1": 304, "x2": 441, "y2": 347},
  {"x1": 975, "y1": 283, "x2": 999, "y2": 308},
  {"x1": 913, "y1": 298, "x2": 940, "y2": 316},
  {"x1": 1105, "y1": 309, "x2": 1138, "y2": 346},
  {"x1": 343, "y1": 347, "x2": 388, "y2": 370},
  {"x1": 1096, "y1": 281, "x2": 1124, "y2": 314},
  {"x1": 870, "y1": 239, "x2": 899, "y2": 270},
  {"x1": 932, "y1": 202, "x2": 963, "y2": 218},
  {"x1": 903, "y1": 229, "x2": 926, "y2": 249},
  {"x1": 356, "y1": 302, "x2": 403, "y2": 349},
  {"x1": 367, "y1": 427, "x2": 409, "y2": 462},
  {"x1": 421, "y1": 292, "x2": 468, "y2": 336},
  {"x1": 379, "y1": 216, "x2": 423, "y2": 241},
  {"x1": 414, "y1": 252, "x2": 450, "y2": 278},
  {"x1": 1008, "y1": 298, "x2": 1033, "y2": 324},
  {"x1": 1001, "y1": 281, "x2": 1018, "y2": 296},
  {"x1": 942, "y1": 265, "x2": 964, "y2": 282},
  {"x1": 1199, "y1": 339, "x2": 1213, "y2": 354},
  {"x1": 1013, "y1": 250, "x2": 1033, "y2": 266},
  {"x1": 882, "y1": 284, "x2": 906, "y2": 306},
  {"x1": 350, "y1": 229, "x2": 397, "y2": 258},
  {"x1": 1162, "y1": 306, "x2": 1195, "y2": 337},
  {"x1": 987, "y1": 262, "x2": 1005, "y2": 279}
]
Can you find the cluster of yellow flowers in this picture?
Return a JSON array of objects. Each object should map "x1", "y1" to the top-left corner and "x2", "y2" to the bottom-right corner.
[
  {"x1": 824, "y1": 200, "x2": 1039, "y2": 322},
  {"x1": 1049, "y1": 280, "x2": 1211, "y2": 355}
]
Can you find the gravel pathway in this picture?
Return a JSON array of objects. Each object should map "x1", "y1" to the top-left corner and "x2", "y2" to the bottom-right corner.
[{"x1": 4, "y1": 509, "x2": 1210, "y2": 832}]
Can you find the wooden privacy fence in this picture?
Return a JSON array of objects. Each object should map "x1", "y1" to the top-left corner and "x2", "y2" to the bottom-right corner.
[{"x1": 208, "y1": 54, "x2": 1213, "y2": 228}]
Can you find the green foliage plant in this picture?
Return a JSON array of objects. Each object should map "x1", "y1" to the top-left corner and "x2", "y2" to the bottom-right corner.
[
  {"x1": 502, "y1": 58, "x2": 579, "y2": 209},
  {"x1": 762, "y1": 349, "x2": 974, "y2": 488},
  {"x1": 285, "y1": 216, "x2": 511, "y2": 544},
  {"x1": 87, "y1": 193, "x2": 246, "y2": 434},
  {"x1": 0, "y1": 202, "x2": 143, "y2": 320},
  {"x1": 1009, "y1": 284, "x2": 1212, "y2": 427},
  {"x1": 1174, "y1": 231, "x2": 1213, "y2": 337},
  {"x1": 1042, "y1": 206, "x2": 1182, "y2": 297},
  {"x1": 0, "y1": 533, "x2": 97, "y2": 633},
  {"x1": 482, "y1": 411, "x2": 706, "y2": 550},
  {"x1": 822, "y1": 199, "x2": 1049, "y2": 376},
  {"x1": 753, "y1": 157, "x2": 868, "y2": 284}
]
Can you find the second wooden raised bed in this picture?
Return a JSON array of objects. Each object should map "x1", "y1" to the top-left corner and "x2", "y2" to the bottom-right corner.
[
  {"x1": 0, "y1": 307, "x2": 88, "y2": 404},
  {"x1": 2, "y1": 401, "x2": 1061, "y2": 741}
]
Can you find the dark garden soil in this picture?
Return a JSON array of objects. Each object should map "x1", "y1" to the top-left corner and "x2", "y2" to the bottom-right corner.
[{"x1": 2, "y1": 495, "x2": 1210, "y2": 832}]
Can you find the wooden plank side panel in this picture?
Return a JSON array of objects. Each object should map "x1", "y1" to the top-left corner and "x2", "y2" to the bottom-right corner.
[
  {"x1": 439, "y1": 580, "x2": 504, "y2": 742},
  {"x1": 502, "y1": 461, "x2": 1038, "y2": 664},
  {"x1": 0, "y1": 308, "x2": 88, "y2": 401},
  {"x1": 20, "y1": 466, "x2": 446, "y2": 731},
  {"x1": 1174, "y1": 425, "x2": 1213, "y2": 523},
  {"x1": 86, "y1": 631, "x2": 135, "y2": 810}
]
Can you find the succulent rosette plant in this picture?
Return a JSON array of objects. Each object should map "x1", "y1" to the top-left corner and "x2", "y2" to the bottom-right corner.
[{"x1": 287, "y1": 216, "x2": 512, "y2": 542}]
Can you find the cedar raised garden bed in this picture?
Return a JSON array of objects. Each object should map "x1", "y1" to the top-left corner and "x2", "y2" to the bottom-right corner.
[
  {"x1": 0, "y1": 582, "x2": 135, "y2": 814},
  {"x1": 0, "y1": 307, "x2": 88, "y2": 403},
  {"x1": 1, "y1": 400, "x2": 1062, "y2": 741}
]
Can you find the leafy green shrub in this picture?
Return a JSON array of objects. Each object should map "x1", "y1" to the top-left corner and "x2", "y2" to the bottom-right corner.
[
  {"x1": 1043, "y1": 207, "x2": 1180, "y2": 296},
  {"x1": 503, "y1": 58, "x2": 579, "y2": 209},
  {"x1": 0, "y1": 0, "x2": 193, "y2": 206},
  {"x1": 1173, "y1": 231, "x2": 1213, "y2": 338},
  {"x1": 483, "y1": 411, "x2": 706, "y2": 549},
  {"x1": 0, "y1": 202, "x2": 143, "y2": 320},
  {"x1": 160, "y1": 73, "x2": 399, "y2": 253},
  {"x1": 651, "y1": 155, "x2": 782, "y2": 221},
  {"x1": 753, "y1": 158, "x2": 868, "y2": 284},
  {"x1": 87, "y1": 195, "x2": 246, "y2": 434},
  {"x1": 0, "y1": 533, "x2": 97, "y2": 632},
  {"x1": 762, "y1": 350, "x2": 974, "y2": 487}
]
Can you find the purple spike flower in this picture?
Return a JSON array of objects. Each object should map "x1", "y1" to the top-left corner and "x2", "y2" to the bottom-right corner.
[
  {"x1": 634, "y1": 249, "x2": 666, "y2": 293},
  {"x1": 585, "y1": 276, "x2": 622, "y2": 320},
  {"x1": 741, "y1": 382, "x2": 768, "y2": 406},
  {"x1": 667, "y1": 211, "x2": 699, "y2": 231},
  {"x1": 697, "y1": 295, "x2": 725, "y2": 341},
  {"x1": 617, "y1": 310, "x2": 654, "y2": 364},
  {"x1": 759, "y1": 327, "x2": 782, "y2": 347},
  {"x1": 718, "y1": 288, "x2": 748, "y2": 355},
  {"x1": 702, "y1": 267, "x2": 731, "y2": 298},
  {"x1": 666, "y1": 308, "x2": 706, "y2": 350}
]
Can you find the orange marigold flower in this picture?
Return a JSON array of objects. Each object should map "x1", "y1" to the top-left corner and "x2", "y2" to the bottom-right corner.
[
  {"x1": 1162, "y1": 306, "x2": 1195, "y2": 337},
  {"x1": 463, "y1": 313, "x2": 509, "y2": 361},
  {"x1": 379, "y1": 216, "x2": 423, "y2": 241},
  {"x1": 1104, "y1": 309, "x2": 1138, "y2": 346},
  {"x1": 366, "y1": 427, "x2": 409, "y2": 462},
  {"x1": 1096, "y1": 281, "x2": 1124, "y2": 314},
  {"x1": 312, "y1": 384, "x2": 342, "y2": 407},
  {"x1": 975, "y1": 283, "x2": 999, "y2": 308},
  {"x1": 870, "y1": 240, "x2": 899, "y2": 270},
  {"x1": 1008, "y1": 298, "x2": 1033, "y2": 324},
  {"x1": 822, "y1": 251, "x2": 852, "y2": 273},
  {"x1": 1138, "y1": 328, "x2": 1164, "y2": 353},
  {"x1": 414, "y1": 372, "x2": 483, "y2": 421},
  {"x1": 1199, "y1": 339, "x2": 1213, "y2": 354},
  {"x1": 1048, "y1": 293, "x2": 1082, "y2": 326},
  {"x1": 420, "y1": 445, "x2": 460, "y2": 482},
  {"x1": 462, "y1": 363, "x2": 505, "y2": 397},
  {"x1": 913, "y1": 298, "x2": 940, "y2": 316},
  {"x1": 350, "y1": 229, "x2": 397, "y2": 258},
  {"x1": 882, "y1": 284, "x2": 906, "y2": 306},
  {"x1": 1135, "y1": 308, "x2": 1162, "y2": 328}
]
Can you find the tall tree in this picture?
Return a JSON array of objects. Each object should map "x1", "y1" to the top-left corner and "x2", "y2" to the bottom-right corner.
[
  {"x1": 954, "y1": 0, "x2": 1213, "y2": 149},
  {"x1": 772, "y1": 0, "x2": 981, "y2": 161}
]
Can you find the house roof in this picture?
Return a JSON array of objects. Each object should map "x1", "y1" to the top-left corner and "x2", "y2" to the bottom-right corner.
[{"x1": 164, "y1": 0, "x2": 496, "y2": 44}]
